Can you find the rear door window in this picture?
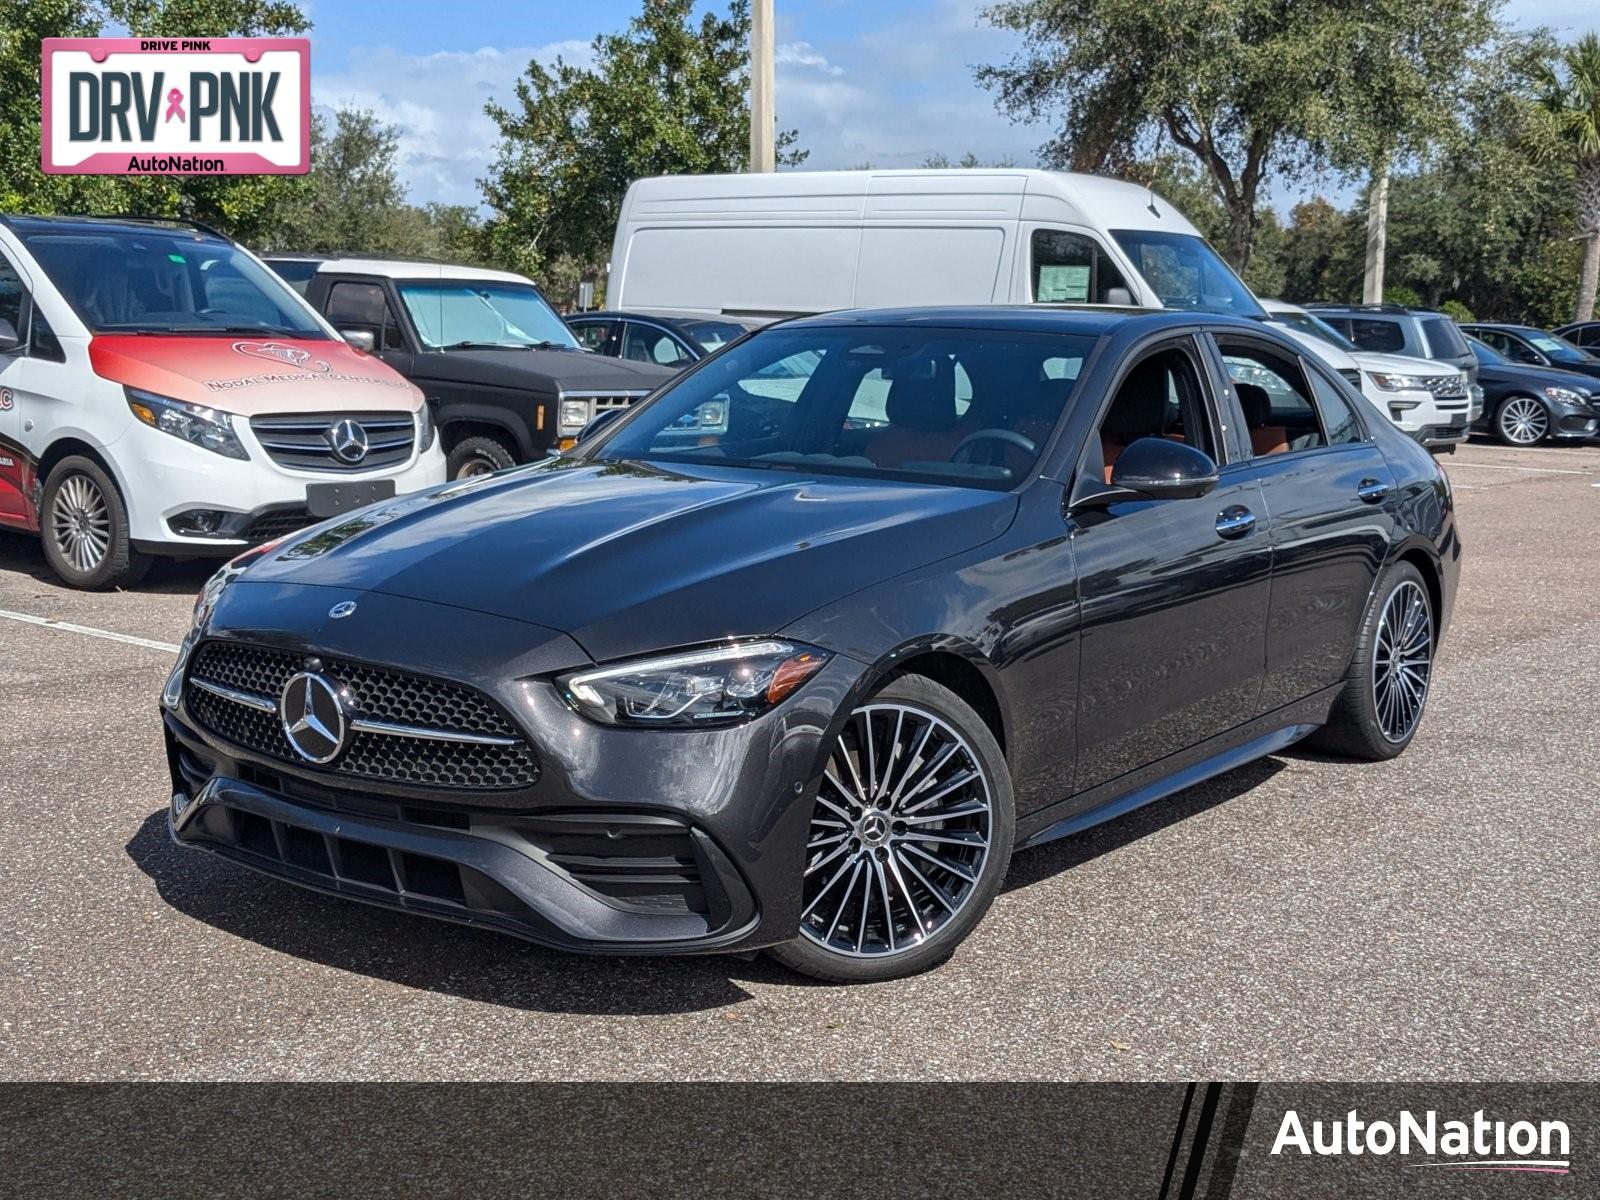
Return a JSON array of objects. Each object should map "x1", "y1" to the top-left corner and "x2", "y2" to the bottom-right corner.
[
  {"x1": 1346, "y1": 318, "x2": 1406, "y2": 354},
  {"x1": 570, "y1": 319, "x2": 615, "y2": 352},
  {"x1": 1218, "y1": 341, "x2": 1329, "y2": 457}
]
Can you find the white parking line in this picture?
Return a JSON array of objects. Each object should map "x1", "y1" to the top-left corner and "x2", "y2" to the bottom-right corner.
[
  {"x1": 1446, "y1": 462, "x2": 1589, "y2": 475},
  {"x1": 0, "y1": 607, "x2": 179, "y2": 654}
]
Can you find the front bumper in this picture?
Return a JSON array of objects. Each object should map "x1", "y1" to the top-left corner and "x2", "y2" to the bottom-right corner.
[
  {"x1": 124, "y1": 419, "x2": 447, "y2": 551},
  {"x1": 161, "y1": 586, "x2": 864, "y2": 955}
]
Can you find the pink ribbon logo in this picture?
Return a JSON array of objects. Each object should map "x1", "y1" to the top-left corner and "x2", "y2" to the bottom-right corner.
[{"x1": 164, "y1": 88, "x2": 185, "y2": 123}]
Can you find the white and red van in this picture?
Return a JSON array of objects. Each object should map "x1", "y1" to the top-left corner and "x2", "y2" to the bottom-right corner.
[{"x1": 0, "y1": 216, "x2": 445, "y2": 589}]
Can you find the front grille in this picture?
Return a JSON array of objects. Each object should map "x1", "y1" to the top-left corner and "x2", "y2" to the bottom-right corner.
[
  {"x1": 185, "y1": 640, "x2": 539, "y2": 790},
  {"x1": 251, "y1": 411, "x2": 415, "y2": 472},
  {"x1": 1422, "y1": 376, "x2": 1468, "y2": 400},
  {"x1": 240, "y1": 507, "x2": 312, "y2": 542}
]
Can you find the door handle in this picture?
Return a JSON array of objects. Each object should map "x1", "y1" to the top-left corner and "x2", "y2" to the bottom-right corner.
[
  {"x1": 1215, "y1": 505, "x2": 1256, "y2": 539},
  {"x1": 1356, "y1": 478, "x2": 1390, "y2": 504}
]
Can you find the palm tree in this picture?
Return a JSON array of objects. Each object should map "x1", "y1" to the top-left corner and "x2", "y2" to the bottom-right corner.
[{"x1": 1533, "y1": 34, "x2": 1600, "y2": 322}]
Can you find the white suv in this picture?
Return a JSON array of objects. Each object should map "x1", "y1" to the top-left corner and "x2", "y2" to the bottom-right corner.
[
  {"x1": 1262, "y1": 300, "x2": 1476, "y2": 450},
  {"x1": 0, "y1": 216, "x2": 445, "y2": 589}
]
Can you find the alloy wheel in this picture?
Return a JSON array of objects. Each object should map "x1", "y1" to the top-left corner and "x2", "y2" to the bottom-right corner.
[
  {"x1": 798, "y1": 702, "x2": 994, "y2": 959},
  {"x1": 50, "y1": 474, "x2": 112, "y2": 575},
  {"x1": 1498, "y1": 397, "x2": 1548, "y2": 445},
  {"x1": 1372, "y1": 579, "x2": 1432, "y2": 744}
]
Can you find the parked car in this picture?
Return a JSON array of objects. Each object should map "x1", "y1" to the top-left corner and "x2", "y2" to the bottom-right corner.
[
  {"x1": 263, "y1": 256, "x2": 677, "y2": 478},
  {"x1": 163, "y1": 306, "x2": 1457, "y2": 982},
  {"x1": 1466, "y1": 335, "x2": 1600, "y2": 445},
  {"x1": 609, "y1": 168, "x2": 1264, "y2": 318},
  {"x1": 1261, "y1": 300, "x2": 1475, "y2": 450},
  {"x1": 1554, "y1": 320, "x2": 1600, "y2": 351},
  {"x1": 1306, "y1": 302, "x2": 1478, "y2": 390},
  {"x1": 0, "y1": 216, "x2": 444, "y2": 590},
  {"x1": 566, "y1": 310, "x2": 764, "y2": 365},
  {"x1": 1459, "y1": 322, "x2": 1600, "y2": 384}
]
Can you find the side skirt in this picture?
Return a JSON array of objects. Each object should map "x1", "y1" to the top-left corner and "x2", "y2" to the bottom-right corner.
[{"x1": 1017, "y1": 685, "x2": 1341, "y2": 850}]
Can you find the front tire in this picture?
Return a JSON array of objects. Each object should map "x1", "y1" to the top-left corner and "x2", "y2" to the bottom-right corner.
[
  {"x1": 446, "y1": 434, "x2": 517, "y2": 479},
  {"x1": 768, "y1": 674, "x2": 1014, "y2": 983},
  {"x1": 40, "y1": 456, "x2": 150, "y2": 590},
  {"x1": 1309, "y1": 561, "x2": 1434, "y2": 761},
  {"x1": 1494, "y1": 395, "x2": 1549, "y2": 446}
]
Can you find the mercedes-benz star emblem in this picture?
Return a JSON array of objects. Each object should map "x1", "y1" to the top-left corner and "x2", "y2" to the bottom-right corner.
[
  {"x1": 327, "y1": 418, "x2": 369, "y2": 465},
  {"x1": 328, "y1": 601, "x2": 357, "y2": 619},
  {"x1": 279, "y1": 672, "x2": 351, "y2": 764}
]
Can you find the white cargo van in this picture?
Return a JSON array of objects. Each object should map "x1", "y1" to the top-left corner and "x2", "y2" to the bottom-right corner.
[{"x1": 607, "y1": 169, "x2": 1264, "y2": 319}]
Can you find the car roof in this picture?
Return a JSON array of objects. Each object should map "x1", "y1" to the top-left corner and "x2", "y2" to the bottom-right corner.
[
  {"x1": 0, "y1": 214, "x2": 233, "y2": 243},
  {"x1": 1461, "y1": 322, "x2": 1540, "y2": 333},
  {"x1": 571, "y1": 310, "x2": 763, "y2": 328},
  {"x1": 267, "y1": 255, "x2": 536, "y2": 285},
  {"x1": 777, "y1": 305, "x2": 1265, "y2": 337}
]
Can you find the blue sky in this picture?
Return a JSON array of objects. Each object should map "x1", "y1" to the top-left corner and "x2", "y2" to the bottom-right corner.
[{"x1": 304, "y1": 0, "x2": 1600, "y2": 212}]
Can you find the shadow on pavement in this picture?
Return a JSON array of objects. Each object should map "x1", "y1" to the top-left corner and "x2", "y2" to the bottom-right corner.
[
  {"x1": 0, "y1": 528, "x2": 216, "y2": 596},
  {"x1": 1001, "y1": 756, "x2": 1285, "y2": 892},
  {"x1": 124, "y1": 809, "x2": 778, "y2": 1015}
]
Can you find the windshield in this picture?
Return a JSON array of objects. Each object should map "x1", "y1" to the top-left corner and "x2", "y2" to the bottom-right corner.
[
  {"x1": 398, "y1": 280, "x2": 579, "y2": 349},
  {"x1": 1525, "y1": 329, "x2": 1596, "y2": 364},
  {"x1": 22, "y1": 230, "x2": 326, "y2": 336},
  {"x1": 1270, "y1": 309, "x2": 1360, "y2": 352},
  {"x1": 1110, "y1": 229, "x2": 1264, "y2": 316},
  {"x1": 592, "y1": 325, "x2": 1096, "y2": 490},
  {"x1": 1467, "y1": 337, "x2": 1506, "y2": 366}
]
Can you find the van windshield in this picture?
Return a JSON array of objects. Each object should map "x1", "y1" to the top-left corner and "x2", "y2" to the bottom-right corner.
[
  {"x1": 21, "y1": 230, "x2": 327, "y2": 337},
  {"x1": 1110, "y1": 229, "x2": 1263, "y2": 317},
  {"x1": 591, "y1": 325, "x2": 1095, "y2": 491}
]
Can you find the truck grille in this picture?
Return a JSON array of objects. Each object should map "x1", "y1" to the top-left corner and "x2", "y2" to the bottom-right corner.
[
  {"x1": 250, "y1": 411, "x2": 415, "y2": 472},
  {"x1": 185, "y1": 640, "x2": 539, "y2": 790},
  {"x1": 1422, "y1": 376, "x2": 1468, "y2": 400}
]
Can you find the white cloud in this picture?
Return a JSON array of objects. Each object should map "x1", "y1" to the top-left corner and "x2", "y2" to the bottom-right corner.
[
  {"x1": 776, "y1": 41, "x2": 843, "y2": 76},
  {"x1": 311, "y1": 40, "x2": 592, "y2": 208}
]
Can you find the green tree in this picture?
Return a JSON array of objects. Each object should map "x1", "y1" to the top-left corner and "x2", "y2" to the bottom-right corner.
[
  {"x1": 0, "y1": 0, "x2": 310, "y2": 239},
  {"x1": 1280, "y1": 197, "x2": 1363, "y2": 303},
  {"x1": 479, "y1": 0, "x2": 805, "y2": 293},
  {"x1": 1530, "y1": 33, "x2": 1600, "y2": 321},
  {"x1": 977, "y1": 0, "x2": 1497, "y2": 273}
]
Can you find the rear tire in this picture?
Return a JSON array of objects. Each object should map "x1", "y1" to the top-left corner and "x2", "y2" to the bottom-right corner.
[
  {"x1": 39, "y1": 456, "x2": 151, "y2": 591},
  {"x1": 767, "y1": 674, "x2": 1015, "y2": 983},
  {"x1": 1309, "y1": 561, "x2": 1434, "y2": 761},
  {"x1": 446, "y1": 434, "x2": 516, "y2": 479}
]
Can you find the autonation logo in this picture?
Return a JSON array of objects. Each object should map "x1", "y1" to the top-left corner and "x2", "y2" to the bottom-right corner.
[{"x1": 1272, "y1": 1108, "x2": 1571, "y2": 1174}]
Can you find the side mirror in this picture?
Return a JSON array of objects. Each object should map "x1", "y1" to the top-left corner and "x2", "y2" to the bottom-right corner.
[
  {"x1": 0, "y1": 317, "x2": 20, "y2": 353},
  {"x1": 575, "y1": 406, "x2": 627, "y2": 446},
  {"x1": 340, "y1": 328, "x2": 376, "y2": 353},
  {"x1": 1105, "y1": 286, "x2": 1134, "y2": 307},
  {"x1": 1109, "y1": 437, "x2": 1219, "y2": 500}
]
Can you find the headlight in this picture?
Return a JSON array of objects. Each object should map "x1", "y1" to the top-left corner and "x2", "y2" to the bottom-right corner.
[
  {"x1": 1367, "y1": 373, "x2": 1427, "y2": 392},
  {"x1": 1544, "y1": 386, "x2": 1588, "y2": 406},
  {"x1": 126, "y1": 387, "x2": 247, "y2": 459},
  {"x1": 560, "y1": 640, "x2": 831, "y2": 727},
  {"x1": 417, "y1": 401, "x2": 436, "y2": 452},
  {"x1": 559, "y1": 397, "x2": 593, "y2": 434}
]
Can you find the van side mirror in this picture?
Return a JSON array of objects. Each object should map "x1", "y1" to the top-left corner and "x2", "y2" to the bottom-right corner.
[
  {"x1": 1108, "y1": 437, "x2": 1219, "y2": 500},
  {"x1": 1105, "y1": 286, "x2": 1134, "y2": 307},
  {"x1": 341, "y1": 328, "x2": 376, "y2": 353},
  {"x1": 0, "y1": 318, "x2": 20, "y2": 353}
]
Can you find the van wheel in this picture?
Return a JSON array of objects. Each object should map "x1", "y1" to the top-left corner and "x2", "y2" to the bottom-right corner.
[
  {"x1": 447, "y1": 435, "x2": 516, "y2": 479},
  {"x1": 40, "y1": 456, "x2": 151, "y2": 590}
]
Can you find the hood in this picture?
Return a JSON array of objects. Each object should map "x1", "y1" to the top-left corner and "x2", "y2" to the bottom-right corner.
[
  {"x1": 239, "y1": 457, "x2": 1018, "y2": 663},
  {"x1": 89, "y1": 335, "x2": 422, "y2": 415},
  {"x1": 414, "y1": 346, "x2": 678, "y2": 394},
  {"x1": 1476, "y1": 360, "x2": 1599, "y2": 392},
  {"x1": 1348, "y1": 351, "x2": 1462, "y2": 378},
  {"x1": 1277, "y1": 326, "x2": 1356, "y2": 369}
]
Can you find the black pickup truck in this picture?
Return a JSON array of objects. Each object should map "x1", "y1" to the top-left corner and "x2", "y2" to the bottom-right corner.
[{"x1": 266, "y1": 255, "x2": 677, "y2": 478}]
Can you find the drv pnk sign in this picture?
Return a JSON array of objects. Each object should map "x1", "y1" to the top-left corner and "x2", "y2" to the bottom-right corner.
[{"x1": 41, "y1": 38, "x2": 310, "y2": 175}]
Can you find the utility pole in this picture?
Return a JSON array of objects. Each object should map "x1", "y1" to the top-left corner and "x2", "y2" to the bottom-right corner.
[
  {"x1": 1362, "y1": 167, "x2": 1389, "y2": 304},
  {"x1": 749, "y1": 0, "x2": 775, "y2": 172}
]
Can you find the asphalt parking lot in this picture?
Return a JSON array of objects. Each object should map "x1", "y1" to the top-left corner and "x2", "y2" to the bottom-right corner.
[{"x1": 2, "y1": 438, "x2": 1597, "y2": 1082}]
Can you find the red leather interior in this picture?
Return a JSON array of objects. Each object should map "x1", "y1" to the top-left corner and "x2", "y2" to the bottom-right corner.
[
  {"x1": 865, "y1": 357, "x2": 966, "y2": 467},
  {"x1": 1236, "y1": 383, "x2": 1289, "y2": 455}
]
